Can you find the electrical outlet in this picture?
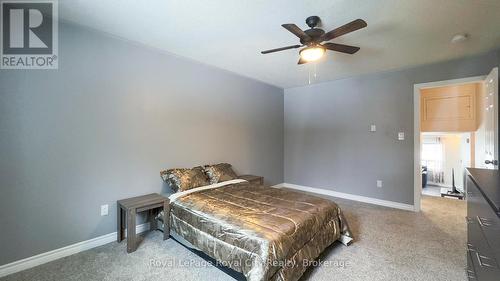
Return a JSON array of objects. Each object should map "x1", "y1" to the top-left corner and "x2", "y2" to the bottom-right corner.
[
  {"x1": 100, "y1": 204, "x2": 109, "y2": 216},
  {"x1": 370, "y1": 124, "x2": 376, "y2": 132},
  {"x1": 398, "y1": 132, "x2": 405, "y2": 140},
  {"x1": 376, "y1": 180, "x2": 383, "y2": 188}
]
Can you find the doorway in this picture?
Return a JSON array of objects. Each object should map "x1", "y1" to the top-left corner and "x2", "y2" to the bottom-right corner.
[
  {"x1": 421, "y1": 132, "x2": 471, "y2": 197},
  {"x1": 413, "y1": 67, "x2": 498, "y2": 211}
]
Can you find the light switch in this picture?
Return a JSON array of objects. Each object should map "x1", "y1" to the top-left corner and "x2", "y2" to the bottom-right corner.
[
  {"x1": 370, "y1": 124, "x2": 376, "y2": 132},
  {"x1": 398, "y1": 132, "x2": 405, "y2": 140},
  {"x1": 101, "y1": 204, "x2": 109, "y2": 216}
]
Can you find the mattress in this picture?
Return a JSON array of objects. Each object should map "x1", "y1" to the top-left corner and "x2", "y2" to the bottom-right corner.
[{"x1": 159, "y1": 180, "x2": 352, "y2": 281}]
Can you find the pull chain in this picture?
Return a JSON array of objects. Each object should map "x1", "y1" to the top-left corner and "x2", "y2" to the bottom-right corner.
[
  {"x1": 308, "y1": 62, "x2": 318, "y2": 85},
  {"x1": 308, "y1": 65, "x2": 311, "y2": 85}
]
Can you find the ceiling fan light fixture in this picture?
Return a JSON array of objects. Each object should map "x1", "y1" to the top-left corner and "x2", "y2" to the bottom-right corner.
[
  {"x1": 299, "y1": 46, "x2": 325, "y2": 62},
  {"x1": 260, "y1": 17, "x2": 367, "y2": 65}
]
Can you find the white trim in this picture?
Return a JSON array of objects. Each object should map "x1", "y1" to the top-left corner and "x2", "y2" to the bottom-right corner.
[
  {"x1": 276, "y1": 183, "x2": 415, "y2": 211},
  {"x1": 414, "y1": 84, "x2": 421, "y2": 212},
  {"x1": 413, "y1": 75, "x2": 486, "y2": 212},
  {"x1": 0, "y1": 223, "x2": 151, "y2": 278}
]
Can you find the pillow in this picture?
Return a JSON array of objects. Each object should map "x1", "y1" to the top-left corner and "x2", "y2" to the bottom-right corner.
[
  {"x1": 160, "y1": 166, "x2": 210, "y2": 192},
  {"x1": 203, "y1": 163, "x2": 237, "y2": 184}
]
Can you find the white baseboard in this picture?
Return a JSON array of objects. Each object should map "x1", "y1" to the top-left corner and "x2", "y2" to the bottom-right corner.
[
  {"x1": 275, "y1": 183, "x2": 415, "y2": 212},
  {"x1": 0, "y1": 223, "x2": 151, "y2": 278}
]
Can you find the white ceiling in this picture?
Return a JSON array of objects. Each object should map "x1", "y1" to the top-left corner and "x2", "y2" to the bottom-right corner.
[{"x1": 60, "y1": 0, "x2": 500, "y2": 88}]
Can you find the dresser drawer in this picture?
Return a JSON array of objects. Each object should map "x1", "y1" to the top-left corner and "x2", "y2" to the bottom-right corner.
[
  {"x1": 469, "y1": 248, "x2": 500, "y2": 281},
  {"x1": 477, "y1": 215, "x2": 500, "y2": 263},
  {"x1": 467, "y1": 176, "x2": 499, "y2": 222},
  {"x1": 467, "y1": 220, "x2": 495, "y2": 260},
  {"x1": 467, "y1": 174, "x2": 500, "y2": 281}
]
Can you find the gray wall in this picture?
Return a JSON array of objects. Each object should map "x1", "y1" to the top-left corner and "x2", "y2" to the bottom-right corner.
[
  {"x1": 284, "y1": 51, "x2": 499, "y2": 205},
  {"x1": 0, "y1": 23, "x2": 284, "y2": 265}
]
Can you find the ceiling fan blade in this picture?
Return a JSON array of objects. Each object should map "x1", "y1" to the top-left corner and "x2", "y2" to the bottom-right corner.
[
  {"x1": 261, "y1": 45, "x2": 302, "y2": 54},
  {"x1": 323, "y1": 42, "x2": 360, "y2": 54},
  {"x1": 322, "y1": 19, "x2": 367, "y2": 41},
  {"x1": 298, "y1": 57, "x2": 307, "y2": 65},
  {"x1": 282, "y1": 24, "x2": 311, "y2": 42}
]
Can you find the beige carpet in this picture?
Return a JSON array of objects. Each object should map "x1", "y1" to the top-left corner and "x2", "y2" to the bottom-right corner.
[{"x1": 1, "y1": 195, "x2": 466, "y2": 281}]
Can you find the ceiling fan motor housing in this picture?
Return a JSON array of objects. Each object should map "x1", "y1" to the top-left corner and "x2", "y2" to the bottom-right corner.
[
  {"x1": 306, "y1": 16, "x2": 321, "y2": 28},
  {"x1": 303, "y1": 28, "x2": 325, "y2": 44},
  {"x1": 302, "y1": 16, "x2": 325, "y2": 44}
]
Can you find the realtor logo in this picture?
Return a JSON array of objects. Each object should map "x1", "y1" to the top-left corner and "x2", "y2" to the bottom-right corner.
[{"x1": 1, "y1": 0, "x2": 58, "y2": 69}]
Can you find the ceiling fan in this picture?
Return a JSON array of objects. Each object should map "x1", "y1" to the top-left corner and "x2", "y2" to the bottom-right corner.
[{"x1": 261, "y1": 16, "x2": 367, "y2": 64}]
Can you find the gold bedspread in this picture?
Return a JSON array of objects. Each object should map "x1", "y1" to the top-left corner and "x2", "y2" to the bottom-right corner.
[{"x1": 169, "y1": 181, "x2": 352, "y2": 281}]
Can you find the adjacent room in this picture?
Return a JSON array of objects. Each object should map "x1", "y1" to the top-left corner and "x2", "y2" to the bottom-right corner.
[
  {"x1": 1, "y1": 1, "x2": 499, "y2": 281},
  {"x1": 421, "y1": 132, "x2": 470, "y2": 197},
  {"x1": 419, "y1": 81, "x2": 483, "y2": 200}
]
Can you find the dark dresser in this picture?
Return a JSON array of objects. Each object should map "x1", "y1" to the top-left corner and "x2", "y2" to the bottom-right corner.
[{"x1": 466, "y1": 168, "x2": 500, "y2": 281}]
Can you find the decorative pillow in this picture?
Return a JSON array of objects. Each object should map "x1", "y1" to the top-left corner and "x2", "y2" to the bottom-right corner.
[
  {"x1": 203, "y1": 163, "x2": 237, "y2": 184},
  {"x1": 160, "y1": 166, "x2": 210, "y2": 192}
]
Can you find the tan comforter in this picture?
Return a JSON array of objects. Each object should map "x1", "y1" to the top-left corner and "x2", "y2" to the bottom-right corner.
[{"x1": 167, "y1": 181, "x2": 352, "y2": 281}]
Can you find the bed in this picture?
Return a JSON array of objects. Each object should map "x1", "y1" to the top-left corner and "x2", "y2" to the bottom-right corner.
[{"x1": 158, "y1": 179, "x2": 352, "y2": 281}]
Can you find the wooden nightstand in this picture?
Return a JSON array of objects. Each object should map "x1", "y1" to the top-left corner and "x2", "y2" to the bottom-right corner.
[
  {"x1": 117, "y1": 193, "x2": 169, "y2": 253},
  {"x1": 238, "y1": 175, "x2": 264, "y2": 185}
]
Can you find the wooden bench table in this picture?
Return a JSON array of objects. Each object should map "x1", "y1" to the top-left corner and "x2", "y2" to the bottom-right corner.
[
  {"x1": 117, "y1": 193, "x2": 169, "y2": 253},
  {"x1": 238, "y1": 174, "x2": 264, "y2": 185}
]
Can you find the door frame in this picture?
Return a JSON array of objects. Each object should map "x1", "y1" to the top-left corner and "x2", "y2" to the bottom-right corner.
[{"x1": 413, "y1": 75, "x2": 486, "y2": 212}]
